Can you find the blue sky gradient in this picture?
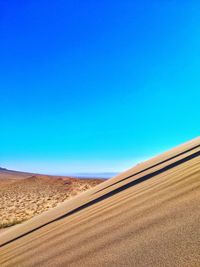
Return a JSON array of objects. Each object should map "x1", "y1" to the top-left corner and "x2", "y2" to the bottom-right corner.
[{"x1": 0, "y1": 1, "x2": 200, "y2": 174}]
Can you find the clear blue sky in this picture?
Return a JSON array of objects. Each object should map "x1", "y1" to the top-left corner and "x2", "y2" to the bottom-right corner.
[{"x1": 0, "y1": 1, "x2": 200, "y2": 175}]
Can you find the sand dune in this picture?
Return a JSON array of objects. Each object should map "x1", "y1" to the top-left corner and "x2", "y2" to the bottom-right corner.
[{"x1": 0, "y1": 137, "x2": 200, "y2": 266}]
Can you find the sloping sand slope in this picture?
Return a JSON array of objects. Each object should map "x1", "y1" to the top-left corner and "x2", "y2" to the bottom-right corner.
[{"x1": 1, "y1": 137, "x2": 200, "y2": 266}]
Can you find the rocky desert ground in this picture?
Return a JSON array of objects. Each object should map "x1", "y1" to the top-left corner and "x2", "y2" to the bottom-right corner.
[{"x1": 0, "y1": 170, "x2": 104, "y2": 228}]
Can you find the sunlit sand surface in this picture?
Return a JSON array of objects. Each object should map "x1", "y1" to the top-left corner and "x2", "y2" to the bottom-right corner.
[{"x1": 0, "y1": 137, "x2": 200, "y2": 266}]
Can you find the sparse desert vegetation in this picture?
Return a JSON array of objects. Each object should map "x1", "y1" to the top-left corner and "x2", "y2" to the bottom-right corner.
[{"x1": 0, "y1": 173, "x2": 103, "y2": 228}]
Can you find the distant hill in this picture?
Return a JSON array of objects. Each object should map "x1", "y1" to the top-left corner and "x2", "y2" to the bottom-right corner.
[{"x1": 0, "y1": 167, "x2": 8, "y2": 171}]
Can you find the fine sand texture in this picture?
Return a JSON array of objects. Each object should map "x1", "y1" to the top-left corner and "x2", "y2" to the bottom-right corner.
[{"x1": 0, "y1": 137, "x2": 200, "y2": 266}]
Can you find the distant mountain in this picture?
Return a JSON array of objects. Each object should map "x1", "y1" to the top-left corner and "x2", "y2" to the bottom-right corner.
[
  {"x1": 0, "y1": 167, "x2": 8, "y2": 171},
  {"x1": 0, "y1": 167, "x2": 113, "y2": 178}
]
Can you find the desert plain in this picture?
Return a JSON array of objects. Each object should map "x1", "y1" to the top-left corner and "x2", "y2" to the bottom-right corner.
[{"x1": 0, "y1": 169, "x2": 103, "y2": 229}]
